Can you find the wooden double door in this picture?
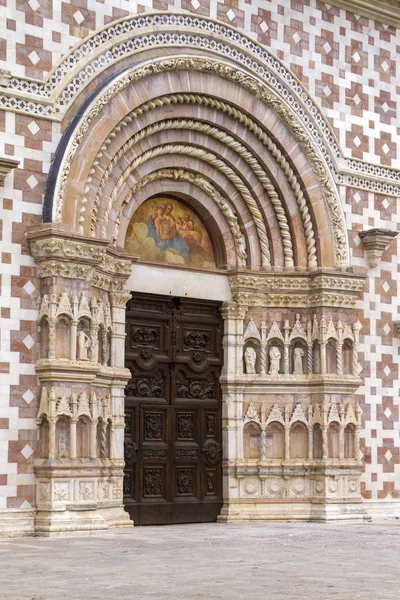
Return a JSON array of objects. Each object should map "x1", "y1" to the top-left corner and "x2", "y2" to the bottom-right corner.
[{"x1": 123, "y1": 293, "x2": 223, "y2": 525}]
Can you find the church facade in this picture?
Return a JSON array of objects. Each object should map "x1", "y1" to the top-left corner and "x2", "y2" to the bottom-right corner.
[{"x1": 0, "y1": 0, "x2": 400, "y2": 536}]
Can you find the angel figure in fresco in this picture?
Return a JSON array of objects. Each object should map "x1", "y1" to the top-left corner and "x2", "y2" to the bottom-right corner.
[{"x1": 148, "y1": 202, "x2": 190, "y2": 260}]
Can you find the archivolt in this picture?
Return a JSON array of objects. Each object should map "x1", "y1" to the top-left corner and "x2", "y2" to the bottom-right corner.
[
  {"x1": 93, "y1": 119, "x2": 297, "y2": 267},
  {"x1": 112, "y1": 168, "x2": 248, "y2": 267},
  {"x1": 50, "y1": 56, "x2": 346, "y2": 267},
  {"x1": 85, "y1": 93, "x2": 317, "y2": 268},
  {"x1": 101, "y1": 142, "x2": 271, "y2": 266}
]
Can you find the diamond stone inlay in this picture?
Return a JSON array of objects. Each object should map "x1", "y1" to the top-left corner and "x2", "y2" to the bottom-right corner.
[
  {"x1": 383, "y1": 365, "x2": 391, "y2": 377},
  {"x1": 28, "y1": 51, "x2": 40, "y2": 66},
  {"x1": 21, "y1": 445, "x2": 34, "y2": 460},
  {"x1": 23, "y1": 335, "x2": 35, "y2": 350},
  {"x1": 23, "y1": 281, "x2": 36, "y2": 295},
  {"x1": 28, "y1": 121, "x2": 40, "y2": 135},
  {"x1": 22, "y1": 389, "x2": 35, "y2": 405},
  {"x1": 74, "y1": 10, "x2": 84, "y2": 25},
  {"x1": 292, "y1": 32, "x2": 300, "y2": 44},
  {"x1": 28, "y1": 0, "x2": 40, "y2": 11},
  {"x1": 27, "y1": 175, "x2": 38, "y2": 189}
]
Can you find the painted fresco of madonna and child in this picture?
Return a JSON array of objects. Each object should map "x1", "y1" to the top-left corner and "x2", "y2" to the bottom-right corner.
[{"x1": 125, "y1": 198, "x2": 216, "y2": 268}]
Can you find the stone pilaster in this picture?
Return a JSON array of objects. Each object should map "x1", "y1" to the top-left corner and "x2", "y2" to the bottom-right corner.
[
  {"x1": 27, "y1": 224, "x2": 135, "y2": 535},
  {"x1": 218, "y1": 269, "x2": 369, "y2": 523}
]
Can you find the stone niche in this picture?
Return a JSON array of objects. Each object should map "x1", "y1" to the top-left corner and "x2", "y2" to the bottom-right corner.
[
  {"x1": 225, "y1": 397, "x2": 364, "y2": 523},
  {"x1": 28, "y1": 225, "x2": 134, "y2": 536},
  {"x1": 219, "y1": 270, "x2": 368, "y2": 523},
  {"x1": 241, "y1": 314, "x2": 361, "y2": 380}
]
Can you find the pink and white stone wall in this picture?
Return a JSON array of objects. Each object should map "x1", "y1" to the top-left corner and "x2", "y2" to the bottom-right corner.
[{"x1": 0, "y1": 0, "x2": 399, "y2": 527}]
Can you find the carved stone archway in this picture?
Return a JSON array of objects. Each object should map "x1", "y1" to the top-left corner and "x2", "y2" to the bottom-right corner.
[{"x1": 27, "y1": 14, "x2": 367, "y2": 533}]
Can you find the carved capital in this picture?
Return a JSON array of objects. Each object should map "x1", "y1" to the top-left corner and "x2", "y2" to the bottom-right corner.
[
  {"x1": 109, "y1": 291, "x2": 132, "y2": 308},
  {"x1": 93, "y1": 247, "x2": 134, "y2": 291},
  {"x1": 220, "y1": 302, "x2": 247, "y2": 320},
  {"x1": 28, "y1": 226, "x2": 109, "y2": 275},
  {"x1": 36, "y1": 261, "x2": 93, "y2": 280},
  {"x1": 358, "y1": 228, "x2": 398, "y2": 269}
]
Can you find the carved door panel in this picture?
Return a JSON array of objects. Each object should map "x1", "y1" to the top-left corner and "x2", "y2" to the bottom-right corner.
[{"x1": 124, "y1": 294, "x2": 222, "y2": 525}]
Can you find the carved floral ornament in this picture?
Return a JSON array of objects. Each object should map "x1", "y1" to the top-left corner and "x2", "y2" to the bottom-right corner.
[{"x1": 45, "y1": 55, "x2": 348, "y2": 269}]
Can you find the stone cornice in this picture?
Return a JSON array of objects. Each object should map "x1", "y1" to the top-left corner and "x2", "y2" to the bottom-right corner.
[
  {"x1": 0, "y1": 156, "x2": 19, "y2": 185},
  {"x1": 329, "y1": 1, "x2": 400, "y2": 29},
  {"x1": 27, "y1": 224, "x2": 135, "y2": 289},
  {"x1": 228, "y1": 269, "x2": 367, "y2": 308},
  {"x1": 358, "y1": 228, "x2": 399, "y2": 269},
  {"x1": 28, "y1": 224, "x2": 109, "y2": 266},
  {"x1": 221, "y1": 375, "x2": 361, "y2": 395}
]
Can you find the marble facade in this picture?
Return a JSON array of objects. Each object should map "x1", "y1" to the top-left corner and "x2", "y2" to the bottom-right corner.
[{"x1": 0, "y1": 1, "x2": 400, "y2": 535}]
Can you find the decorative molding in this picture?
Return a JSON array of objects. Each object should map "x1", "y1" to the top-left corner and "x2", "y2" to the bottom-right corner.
[
  {"x1": 49, "y1": 55, "x2": 347, "y2": 267},
  {"x1": 393, "y1": 321, "x2": 400, "y2": 337},
  {"x1": 111, "y1": 168, "x2": 248, "y2": 268},
  {"x1": 328, "y1": 0, "x2": 400, "y2": 29},
  {"x1": 358, "y1": 229, "x2": 399, "y2": 269},
  {"x1": 0, "y1": 156, "x2": 19, "y2": 185},
  {"x1": 93, "y1": 119, "x2": 299, "y2": 267},
  {"x1": 0, "y1": 69, "x2": 11, "y2": 88},
  {"x1": 27, "y1": 225, "x2": 133, "y2": 288},
  {"x1": 0, "y1": 13, "x2": 398, "y2": 197},
  {"x1": 228, "y1": 270, "x2": 366, "y2": 308}
]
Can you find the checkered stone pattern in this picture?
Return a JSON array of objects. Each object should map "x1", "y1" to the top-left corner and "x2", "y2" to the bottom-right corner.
[
  {"x1": 0, "y1": 0, "x2": 399, "y2": 167},
  {"x1": 344, "y1": 185, "x2": 400, "y2": 502},
  {"x1": 0, "y1": 111, "x2": 59, "y2": 511},
  {"x1": 0, "y1": 0, "x2": 399, "y2": 512}
]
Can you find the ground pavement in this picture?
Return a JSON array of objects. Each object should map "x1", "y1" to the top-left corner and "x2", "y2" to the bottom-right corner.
[{"x1": 0, "y1": 520, "x2": 399, "y2": 599}]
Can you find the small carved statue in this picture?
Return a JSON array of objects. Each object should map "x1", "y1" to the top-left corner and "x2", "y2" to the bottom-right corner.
[
  {"x1": 293, "y1": 347, "x2": 305, "y2": 374},
  {"x1": 244, "y1": 346, "x2": 257, "y2": 374},
  {"x1": 77, "y1": 330, "x2": 91, "y2": 360},
  {"x1": 268, "y1": 346, "x2": 281, "y2": 375}
]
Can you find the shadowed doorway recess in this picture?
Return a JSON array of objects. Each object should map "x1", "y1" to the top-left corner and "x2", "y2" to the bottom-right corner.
[{"x1": 124, "y1": 293, "x2": 223, "y2": 525}]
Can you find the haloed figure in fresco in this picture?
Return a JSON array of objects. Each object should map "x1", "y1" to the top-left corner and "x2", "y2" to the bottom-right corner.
[
  {"x1": 125, "y1": 197, "x2": 216, "y2": 268},
  {"x1": 148, "y1": 201, "x2": 190, "y2": 260}
]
